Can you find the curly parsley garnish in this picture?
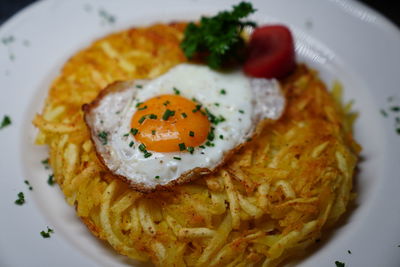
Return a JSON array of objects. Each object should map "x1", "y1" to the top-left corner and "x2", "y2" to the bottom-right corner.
[{"x1": 180, "y1": 1, "x2": 256, "y2": 69}]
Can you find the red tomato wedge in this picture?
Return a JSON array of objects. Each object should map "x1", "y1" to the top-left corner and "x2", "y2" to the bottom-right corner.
[{"x1": 243, "y1": 25, "x2": 295, "y2": 79}]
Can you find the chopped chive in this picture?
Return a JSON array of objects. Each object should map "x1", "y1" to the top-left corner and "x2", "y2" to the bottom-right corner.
[
  {"x1": 173, "y1": 87, "x2": 180, "y2": 95},
  {"x1": 219, "y1": 89, "x2": 226, "y2": 95},
  {"x1": 115, "y1": 111, "x2": 121, "y2": 115},
  {"x1": 15, "y1": 192, "x2": 25, "y2": 205},
  {"x1": 98, "y1": 131, "x2": 108, "y2": 145},
  {"x1": 144, "y1": 152, "x2": 152, "y2": 158},
  {"x1": 179, "y1": 143, "x2": 186, "y2": 151},
  {"x1": 390, "y1": 106, "x2": 400, "y2": 112},
  {"x1": 192, "y1": 104, "x2": 202, "y2": 113},
  {"x1": 24, "y1": 180, "x2": 33, "y2": 191},
  {"x1": 136, "y1": 84, "x2": 143, "y2": 89},
  {"x1": 138, "y1": 116, "x2": 146, "y2": 124},
  {"x1": 149, "y1": 114, "x2": 157, "y2": 119},
  {"x1": 207, "y1": 128, "x2": 215, "y2": 141},
  {"x1": 129, "y1": 141, "x2": 134, "y2": 147},
  {"x1": 347, "y1": 250, "x2": 352, "y2": 254},
  {"x1": 138, "y1": 143, "x2": 146, "y2": 152},
  {"x1": 181, "y1": 112, "x2": 187, "y2": 118},
  {"x1": 205, "y1": 141, "x2": 215, "y2": 147},
  {"x1": 130, "y1": 128, "x2": 139, "y2": 135},
  {"x1": 396, "y1": 128, "x2": 400, "y2": 135},
  {"x1": 380, "y1": 109, "x2": 388, "y2": 117},
  {"x1": 239, "y1": 109, "x2": 244, "y2": 114},
  {"x1": 138, "y1": 105, "x2": 148, "y2": 111},
  {"x1": 41, "y1": 158, "x2": 50, "y2": 169},
  {"x1": 199, "y1": 145, "x2": 205, "y2": 149},
  {"x1": 335, "y1": 261, "x2": 345, "y2": 267},
  {"x1": 163, "y1": 100, "x2": 170, "y2": 106},
  {"x1": 219, "y1": 134, "x2": 224, "y2": 139},
  {"x1": 0, "y1": 115, "x2": 12, "y2": 129},
  {"x1": 136, "y1": 102, "x2": 143, "y2": 107},
  {"x1": 123, "y1": 133, "x2": 129, "y2": 137},
  {"x1": 163, "y1": 109, "x2": 175, "y2": 120},
  {"x1": 187, "y1": 147, "x2": 194, "y2": 154},
  {"x1": 152, "y1": 130, "x2": 156, "y2": 135},
  {"x1": 155, "y1": 176, "x2": 160, "y2": 179},
  {"x1": 214, "y1": 103, "x2": 220, "y2": 107},
  {"x1": 40, "y1": 227, "x2": 54, "y2": 238},
  {"x1": 192, "y1": 97, "x2": 199, "y2": 103},
  {"x1": 48, "y1": 174, "x2": 55, "y2": 185},
  {"x1": 189, "y1": 131, "x2": 195, "y2": 137},
  {"x1": 173, "y1": 156, "x2": 181, "y2": 160}
]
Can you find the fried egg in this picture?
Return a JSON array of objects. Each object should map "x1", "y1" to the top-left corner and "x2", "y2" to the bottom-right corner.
[{"x1": 83, "y1": 63, "x2": 285, "y2": 191}]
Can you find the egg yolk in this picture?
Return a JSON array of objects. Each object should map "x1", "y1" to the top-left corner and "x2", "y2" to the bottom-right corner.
[{"x1": 131, "y1": 94, "x2": 211, "y2": 152}]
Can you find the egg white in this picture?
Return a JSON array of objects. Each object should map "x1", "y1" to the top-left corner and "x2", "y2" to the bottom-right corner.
[{"x1": 85, "y1": 64, "x2": 285, "y2": 190}]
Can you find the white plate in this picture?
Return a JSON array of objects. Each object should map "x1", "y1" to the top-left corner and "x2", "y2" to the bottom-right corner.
[{"x1": 1, "y1": 0, "x2": 400, "y2": 266}]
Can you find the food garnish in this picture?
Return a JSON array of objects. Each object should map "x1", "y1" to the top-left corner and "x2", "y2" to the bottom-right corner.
[
  {"x1": 40, "y1": 227, "x2": 54, "y2": 238},
  {"x1": 335, "y1": 261, "x2": 345, "y2": 267},
  {"x1": 181, "y1": 1, "x2": 256, "y2": 69},
  {"x1": 0, "y1": 115, "x2": 11, "y2": 129},
  {"x1": 14, "y1": 192, "x2": 25, "y2": 205},
  {"x1": 243, "y1": 25, "x2": 295, "y2": 78}
]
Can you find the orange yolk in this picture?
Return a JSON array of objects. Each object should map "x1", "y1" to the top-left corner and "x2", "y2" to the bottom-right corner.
[{"x1": 131, "y1": 94, "x2": 210, "y2": 152}]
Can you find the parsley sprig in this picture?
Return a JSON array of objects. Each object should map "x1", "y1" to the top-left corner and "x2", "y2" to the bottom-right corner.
[{"x1": 180, "y1": 1, "x2": 256, "y2": 69}]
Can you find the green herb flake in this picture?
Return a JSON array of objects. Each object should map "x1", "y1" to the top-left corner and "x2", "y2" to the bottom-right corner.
[
  {"x1": 0, "y1": 115, "x2": 12, "y2": 129},
  {"x1": 173, "y1": 156, "x2": 182, "y2": 160},
  {"x1": 48, "y1": 174, "x2": 55, "y2": 186},
  {"x1": 396, "y1": 128, "x2": 400, "y2": 135},
  {"x1": 138, "y1": 105, "x2": 148, "y2": 111},
  {"x1": 181, "y1": 112, "x2": 188, "y2": 118},
  {"x1": 180, "y1": 2, "x2": 256, "y2": 69},
  {"x1": 138, "y1": 116, "x2": 146, "y2": 124},
  {"x1": 390, "y1": 106, "x2": 400, "y2": 112},
  {"x1": 335, "y1": 261, "x2": 345, "y2": 267},
  {"x1": 149, "y1": 114, "x2": 157, "y2": 119},
  {"x1": 220, "y1": 89, "x2": 226, "y2": 95},
  {"x1": 219, "y1": 134, "x2": 224, "y2": 140},
  {"x1": 239, "y1": 109, "x2": 244, "y2": 114},
  {"x1": 129, "y1": 141, "x2": 134, "y2": 147},
  {"x1": 163, "y1": 100, "x2": 170, "y2": 106},
  {"x1": 189, "y1": 131, "x2": 195, "y2": 137},
  {"x1": 136, "y1": 84, "x2": 143, "y2": 89},
  {"x1": 98, "y1": 131, "x2": 108, "y2": 145},
  {"x1": 15, "y1": 192, "x2": 25, "y2": 205},
  {"x1": 179, "y1": 143, "x2": 186, "y2": 151},
  {"x1": 123, "y1": 133, "x2": 129, "y2": 137},
  {"x1": 199, "y1": 145, "x2": 206, "y2": 149},
  {"x1": 347, "y1": 250, "x2": 351, "y2": 254},
  {"x1": 152, "y1": 130, "x2": 156, "y2": 135},
  {"x1": 138, "y1": 143, "x2": 147, "y2": 152},
  {"x1": 192, "y1": 104, "x2": 202, "y2": 113},
  {"x1": 214, "y1": 103, "x2": 220, "y2": 107},
  {"x1": 41, "y1": 158, "x2": 50, "y2": 169},
  {"x1": 40, "y1": 227, "x2": 54, "y2": 238},
  {"x1": 130, "y1": 128, "x2": 139, "y2": 135},
  {"x1": 1, "y1": 35, "x2": 15, "y2": 45},
  {"x1": 187, "y1": 147, "x2": 194, "y2": 154},
  {"x1": 98, "y1": 8, "x2": 116, "y2": 25},
  {"x1": 24, "y1": 180, "x2": 33, "y2": 191},
  {"x1": 155, "y1": 176, "x2": 160, "y2": 179},
  {"x1": 205, "y1": 141, "x2": 215, "y2": 147},
  {"x1": 163, "y1": 109, "x2": 176, "y2": 120},
  {"x1": 207, "y1": 129, "x2": 215, "y2": 141},
  {"x1": 136, "y1": 102, "x2": 143, "y2": 107},
  {"x1": 144, "y1": 152, "x2": 152, "y2": 158},
  {"x1": 173, "y1": 87, "x2": 180, "y2": 95},
  {"x1": 380, "y1": 109, "x2": 388, "y2": 117}
]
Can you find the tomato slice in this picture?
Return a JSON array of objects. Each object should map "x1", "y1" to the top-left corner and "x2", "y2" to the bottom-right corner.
[{"x1": 243, "y1": 25, "x2": 295, "y2": 79}]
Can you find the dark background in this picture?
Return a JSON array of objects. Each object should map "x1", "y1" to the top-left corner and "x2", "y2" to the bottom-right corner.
[{"x1": 0, "y1": 0, "x2": 399, "y2": 27}]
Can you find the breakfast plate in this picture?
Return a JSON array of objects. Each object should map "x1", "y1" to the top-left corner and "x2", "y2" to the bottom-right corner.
[{"x1": 1, "y1": 0, "x2": 400, "y2": 266}]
